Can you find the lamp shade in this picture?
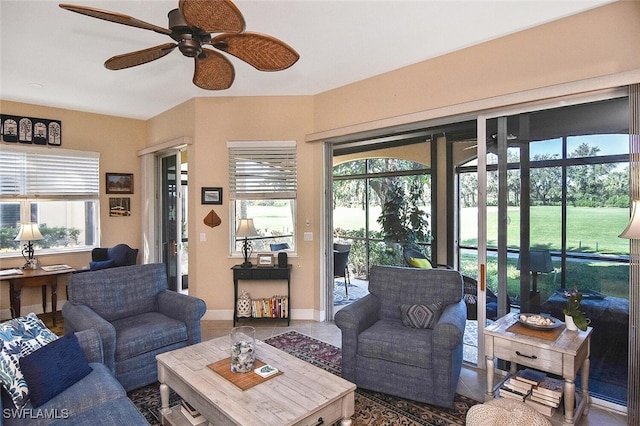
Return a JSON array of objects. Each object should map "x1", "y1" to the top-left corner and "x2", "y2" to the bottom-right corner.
[
  {"x1": 14, "y1": 223, "x2": 43, "y2": 242},
  {"x1": 236, "y1": 218, "x2": 258, "y2": 238},
  {"x1": 516, "y1": 249, "x2": 553, "y2": 273},
  {"x1": 620, "y1": 200, "x2": 640, "y2": 239}
]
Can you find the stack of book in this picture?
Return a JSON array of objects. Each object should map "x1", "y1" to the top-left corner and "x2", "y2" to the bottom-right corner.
[
  {"x1": 499, "y1": 377, "x2": 532, "y2": 401},
  {"x1": 507, "y1": 369, "x2": 563, "y2": 416},
  {"x1": 181, "y1": 400, "x2": 206, "y2": 425},
  {"x1": 528, "y1": 376, "x2": 564, "y2": 413}
]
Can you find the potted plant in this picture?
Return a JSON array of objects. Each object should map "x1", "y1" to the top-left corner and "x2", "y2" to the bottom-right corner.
[{"x1": 562, "y1": 289, "x2": 590, "y2": 331}]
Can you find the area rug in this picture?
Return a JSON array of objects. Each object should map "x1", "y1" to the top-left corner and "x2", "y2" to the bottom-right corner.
[
  {"x1": 128, "y1": 331, "x2": 479, "y2": 425},
  {"x1": 265, "y1": 331, "x2": 479, "y2": 425}
]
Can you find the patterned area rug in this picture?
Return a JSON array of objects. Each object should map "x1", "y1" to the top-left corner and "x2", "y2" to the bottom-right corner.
[
  {"x1": 264, "y1": 331, "x2": 479, "y2": 425},
  {"x1": 128, "y1": 331, "x2": 479, "y2": 425}
]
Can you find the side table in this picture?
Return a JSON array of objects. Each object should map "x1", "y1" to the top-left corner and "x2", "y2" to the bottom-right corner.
[
  {"x1": 484, "y1": 313, "x2": 592, "y2": 425},
  {"x1": 1, "y1": 266, "x2": 75, "y2": 325},
  {"x1": 231, "y1": 264, "x2": 292, "y2": 326}
]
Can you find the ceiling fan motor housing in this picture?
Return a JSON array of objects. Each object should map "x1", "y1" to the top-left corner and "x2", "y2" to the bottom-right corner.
[{"x1": 168, "y1": 8, "x2": 208, "y2": 57}]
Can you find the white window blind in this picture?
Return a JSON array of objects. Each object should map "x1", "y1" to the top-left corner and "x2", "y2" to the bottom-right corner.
[
  {"x1": 0, "y1": 146, "x2": 99, "y2": 197},
  {"x1": 228, "y1": 141, "x2": 297, "y2": 199}
]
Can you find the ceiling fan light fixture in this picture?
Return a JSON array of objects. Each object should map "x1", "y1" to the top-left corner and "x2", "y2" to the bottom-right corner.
[{"x1": 178, "y1": 35, "x2": 202, "y2": 57}]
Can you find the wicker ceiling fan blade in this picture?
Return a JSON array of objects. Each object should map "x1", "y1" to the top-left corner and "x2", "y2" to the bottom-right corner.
[
  {"x1": 211, "y1": 32, "x2": 299, "y2": 71},
  {"x1": 105, "y1": 43, "x2": 177, "y2": 70},
  {"x1": 193, "y1": 48, "x2": 235, "y2": 90},
  {"x1": 59, "y1": 4, "x2": 172, "y2": 35},
  {"x1": 179, "y1": 0, "x2": 245, "y2": 33}
]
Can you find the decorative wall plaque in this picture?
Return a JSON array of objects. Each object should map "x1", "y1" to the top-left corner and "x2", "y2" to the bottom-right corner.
[{"x1": 1, "y1": 114, "x2": 62, "y2": 146}]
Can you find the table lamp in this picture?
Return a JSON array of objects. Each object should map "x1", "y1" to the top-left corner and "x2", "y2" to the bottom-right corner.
[
  {"x1": 619, "y1": 200, "x2": 640, "y2": 239},
  {"x1": 236, "y1": 218, "x2": 258, "y2": 267},
  {"x1": 14, "y1": 223, "x2": 44, "y2": 269}
]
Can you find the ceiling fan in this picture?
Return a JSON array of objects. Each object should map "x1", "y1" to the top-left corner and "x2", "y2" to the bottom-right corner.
[{"x1": 59, "y1": 0, "x2": 300, "y2": 90}]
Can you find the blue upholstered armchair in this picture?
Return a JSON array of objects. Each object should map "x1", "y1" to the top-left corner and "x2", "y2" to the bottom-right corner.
[
  {"x1": 62, "y1": 263, "x2": 206, "y2": 391},
  {"x1": 335, "y1": 265, "x2": 466, "y2": 408}
]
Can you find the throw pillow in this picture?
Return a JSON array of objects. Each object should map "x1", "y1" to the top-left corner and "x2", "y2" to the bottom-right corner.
[
  {"x1": 20, "y1": 333, "x2": 92, "y2": 407},
  {"x1": 0, "y1": 313, "x2": 59, "y2": 408},
  {"x1": 400, "y1": 303, "x2": 443, "y2": 329},
  {"x1": 89, "y1": 259, "x2": 115, "y2": 271},
  {"x1": 409, "y1": 257, "x2": 432, "y2": 269}
]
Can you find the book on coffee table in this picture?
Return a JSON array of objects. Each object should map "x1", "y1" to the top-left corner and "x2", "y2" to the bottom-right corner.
[{"x1": 254, "y1": 364, "x2": 279, "y2": 378}]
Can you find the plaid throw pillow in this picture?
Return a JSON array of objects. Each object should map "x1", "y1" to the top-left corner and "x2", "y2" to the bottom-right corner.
[{"x1": 400, "y1": 303, "x2": 443, "y2": 329}]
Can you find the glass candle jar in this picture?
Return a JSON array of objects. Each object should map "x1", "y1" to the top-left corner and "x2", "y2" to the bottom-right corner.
[{"x1": 230, "y1": 326, "x2": 256, "y2": 373}]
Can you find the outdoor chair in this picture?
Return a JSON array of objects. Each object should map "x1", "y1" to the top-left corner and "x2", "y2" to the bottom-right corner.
[
  {"x1": 333, "y1": 243, "x2": 351, "y2": 296},
  {"x1": 335, "y1": 265, "x2": 466, "y2": 408}
]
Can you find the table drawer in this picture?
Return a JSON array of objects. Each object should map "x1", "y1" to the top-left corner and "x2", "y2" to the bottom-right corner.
[
  {"x1": 292, "y1": 394, "x2": 352, "y2": 426},
  {"x1": 494, "y1": 339, "x2": 563, "y2": 375}
]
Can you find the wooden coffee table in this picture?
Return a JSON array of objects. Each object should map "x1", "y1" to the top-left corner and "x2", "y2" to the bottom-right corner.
[{"x1": 157, "y1": 335, "x2": 356, "y2": 426}]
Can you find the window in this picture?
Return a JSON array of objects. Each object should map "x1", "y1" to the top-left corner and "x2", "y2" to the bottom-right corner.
[
  {"x1": 0, "y1": 145, "x2": 99, "y2": 257},
  {"x1": 228, "y1": 141, "x2": 297, "y2": 254}
]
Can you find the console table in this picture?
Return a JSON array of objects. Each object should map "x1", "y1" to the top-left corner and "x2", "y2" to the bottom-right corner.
[
  {"x1": 484, "y1": 313, "x2": 592, "y2": 425},
  {"x1": 232, "y1": 264, "x2": 292, "y2": 326},
  {"x1": 1, "y1": 266, "x2": 75, "y2": 325}
]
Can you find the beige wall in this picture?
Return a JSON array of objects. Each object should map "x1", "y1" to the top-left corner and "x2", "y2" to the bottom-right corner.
[
  {"x1": 312, "y1": 1, "x2": 640, "y2": 134},
  {"x1": 1, "y1": 1, "x2": 639, "y2": 319},
  {"x1": 0, "y1": 100, "x2": 146, "y2": 314}
]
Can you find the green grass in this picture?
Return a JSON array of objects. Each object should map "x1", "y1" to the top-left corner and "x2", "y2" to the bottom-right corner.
[{"x1": 461, "y1": 206, "x2": 630, "y2": 255}]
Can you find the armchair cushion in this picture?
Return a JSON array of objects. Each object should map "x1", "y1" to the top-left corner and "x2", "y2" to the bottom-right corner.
[
  {"x1": 89, "y1": 259, "x2": 115, "y2": 271},
  {"x1": 19, "y1": 333, "x2": 92, "y2": 407},
  {"x1": 400, "y1": 302, "x2": 443, "y2": 329},
  {"x1": 112, "y1": 312, "x2": 187, "y2": 361}
]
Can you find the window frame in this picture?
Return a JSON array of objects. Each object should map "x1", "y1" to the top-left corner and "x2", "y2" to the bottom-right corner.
[
  {"x1": 0, "y1": 145, "x2": 100, "y2": 258},
  {"x1": 228, "y1": 141, "x2": 297, "y2": 257}
]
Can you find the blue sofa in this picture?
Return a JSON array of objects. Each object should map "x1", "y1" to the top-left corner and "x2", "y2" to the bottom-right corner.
[
  {"x1": 0, "y1": 329, "x2": 147, "y2": 426},
  {"x1": 62, "y1": 263, "x2": 206, "y2": 391},
  {"x1": 335, "y1": 265, "x2": 466, "y2": 408}
]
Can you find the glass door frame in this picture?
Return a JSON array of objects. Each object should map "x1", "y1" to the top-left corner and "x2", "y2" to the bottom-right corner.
[{"x1": 474, "y1": 88, "x2": 628, "y2": 370}]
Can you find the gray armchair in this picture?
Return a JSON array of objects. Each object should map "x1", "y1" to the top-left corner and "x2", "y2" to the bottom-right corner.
[
  {"x1": 334, "y1": 265, "x2": 466, "y2": 408},
  {"x1": 62, "y1": 263, "x2": 206, "y2": 391}
]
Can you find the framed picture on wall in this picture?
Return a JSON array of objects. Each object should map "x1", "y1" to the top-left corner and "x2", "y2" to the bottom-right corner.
[
  {"x1": 109, "y1": 197, "x2": 131, "y2": 216},
  {"x1": 106, "y1": 173, "x2": 134, "y2": 194},
  {"x1": 201, "y1": 187, "x2": 223, "y2": 204}
]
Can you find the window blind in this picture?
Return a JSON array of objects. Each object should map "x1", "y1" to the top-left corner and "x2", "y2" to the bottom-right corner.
[
  {"x1": 228, "y1": 141, "x2": 297, "y2": 199},
  {"x1": 0, "y1": 146, "x2": 99, "y2": 197}
]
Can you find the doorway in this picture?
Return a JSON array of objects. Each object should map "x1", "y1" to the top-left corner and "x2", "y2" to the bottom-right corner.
[{"x1": 158, "y1": 150, "x2": 188, "y2": 293}]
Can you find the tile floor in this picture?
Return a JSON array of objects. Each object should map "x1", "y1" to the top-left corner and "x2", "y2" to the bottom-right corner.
[{"x1": 203, "y1": 319, "x2": 628, "y2": 426}]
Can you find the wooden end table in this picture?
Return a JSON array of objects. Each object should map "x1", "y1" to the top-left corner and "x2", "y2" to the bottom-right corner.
[
  {"x1": 484, "y1": 313, "x2": 592, "y2": 425},
  {"x1": 1, "y1": 266, "x2": 74, "y2": 325}
]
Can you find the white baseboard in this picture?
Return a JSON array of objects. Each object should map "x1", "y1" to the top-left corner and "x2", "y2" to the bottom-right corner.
[{"x1": 0, "y1": 300, "x2": 67, "y2": 321}]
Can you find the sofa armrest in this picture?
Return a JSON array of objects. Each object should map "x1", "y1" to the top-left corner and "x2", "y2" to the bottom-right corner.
[
  {"x1": 74, "y1": 328, "x2": 104, "y2": 364},
  {"x1": 157, "y1": 291, "x2": 206, "y2": 345},
  {"x1": 433, "y1": 299, "x2": 467, "y2": 350},
  {"x1": 62, "y1": 302, "x2": 117, "y2": 373}
]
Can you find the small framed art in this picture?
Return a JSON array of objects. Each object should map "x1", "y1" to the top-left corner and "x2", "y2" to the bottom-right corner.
[
  {"x1": 257, "y1": 254, "x2": 274, "y2": 267},
  {"x1": 201, "y1": 187, "x2": 223, "y2": 205},
  {"x1": 106, "y1": 173, "x2": 134, "y2": 194}
]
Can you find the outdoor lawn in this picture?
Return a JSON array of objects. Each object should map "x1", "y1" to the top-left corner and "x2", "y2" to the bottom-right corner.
[{"x1": 334, "y1": 205, "x2": 631, "y2": 301}]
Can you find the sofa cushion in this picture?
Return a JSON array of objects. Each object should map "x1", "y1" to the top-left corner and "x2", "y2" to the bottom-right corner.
[
  {"x1": 112, "y1": 312, "x2": 187, "y2": 361},
  {"x1": 89, "y1": 259, "x2": 115, "y2": 271},
  {"x1": 400, "y1": 303, "x2": 442, "y2": 329},
  {"x1": 19, "y1": 334, "x2": 93, "y2": 407},
  {"x1": 0, "y1": 313, "x2": 59, "y2": 408},
  {"x1": 49, "y1": 396, "x2": 148, "y2": 426},
  {"x1": 358, "y1": 319, "x2": 433, "y2": 369}
]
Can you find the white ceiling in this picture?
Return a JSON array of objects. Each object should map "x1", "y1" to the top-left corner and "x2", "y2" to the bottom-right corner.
[{"x1": 1, "y1": 0, "x2": 615, "y2": 120}]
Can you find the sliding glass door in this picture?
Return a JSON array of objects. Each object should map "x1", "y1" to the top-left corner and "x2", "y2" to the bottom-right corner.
[{"x1": 474, "y1": 95, "x2": 630, "y2": 405}]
